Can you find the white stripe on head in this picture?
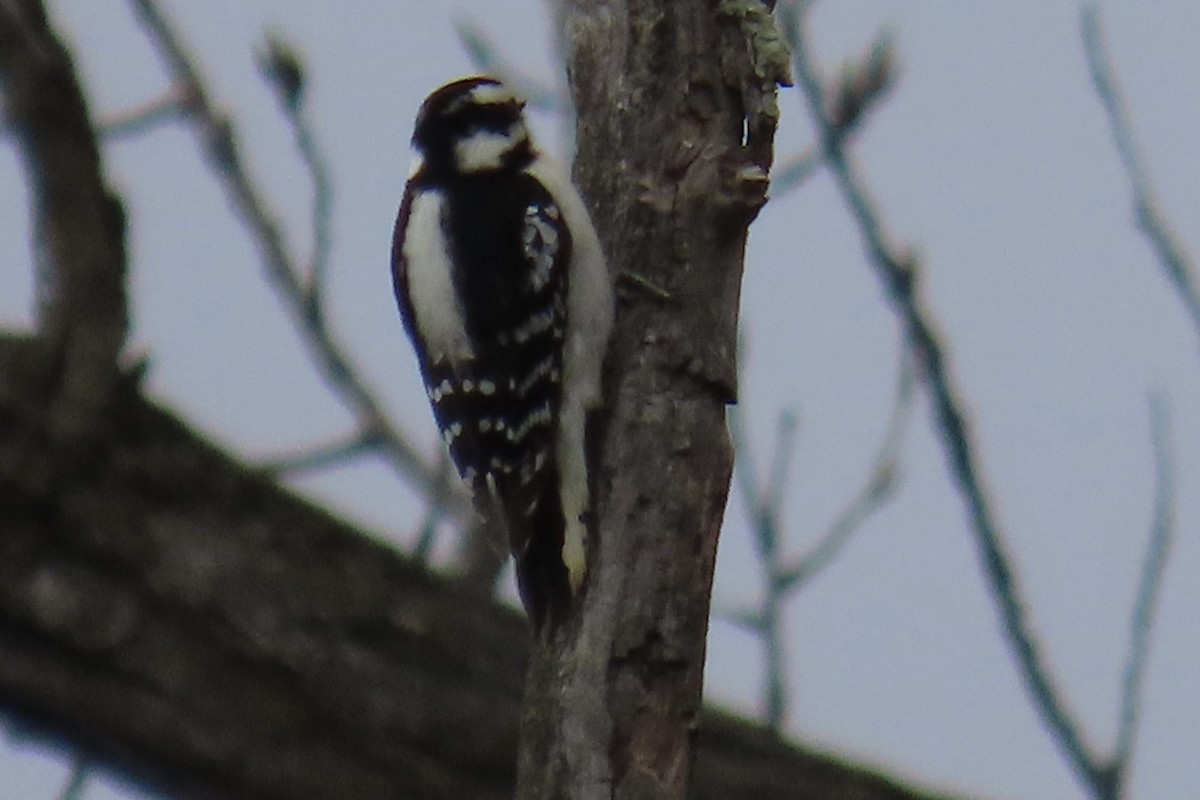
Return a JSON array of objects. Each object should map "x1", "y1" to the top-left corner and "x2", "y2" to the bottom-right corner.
[
  {"x1": 468, "y1": 82, "x2": 519, "y2": 107},
  {"x1": 453, "y1": 122, "x2": 529, "y2": 172}
]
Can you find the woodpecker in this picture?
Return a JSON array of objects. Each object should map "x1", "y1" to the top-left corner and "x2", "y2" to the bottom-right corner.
[{"x1": 391, "y1": 76, "x2": 613, "y2": 629}]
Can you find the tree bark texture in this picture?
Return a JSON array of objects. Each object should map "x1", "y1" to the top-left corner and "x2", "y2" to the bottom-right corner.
[
  {"x1": 0, "y1": 3, "x2": 965, "y2": 800},
  {"x1": 516, "y1": 3, "x2": 785, "y2": 799}
]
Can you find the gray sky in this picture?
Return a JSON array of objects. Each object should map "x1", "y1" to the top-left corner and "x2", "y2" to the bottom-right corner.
[{"x1": 1, "y1": 2, "x2": 1198, "y2": 799}]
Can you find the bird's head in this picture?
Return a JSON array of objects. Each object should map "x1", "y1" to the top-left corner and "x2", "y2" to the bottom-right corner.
[{"x1": 410, "y1": 76, "x2": 532, "y2": 178}]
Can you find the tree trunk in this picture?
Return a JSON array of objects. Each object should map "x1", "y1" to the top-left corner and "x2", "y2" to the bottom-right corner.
[{"x1": 515, "y1": 2, "x2": 785, "y2": 798}]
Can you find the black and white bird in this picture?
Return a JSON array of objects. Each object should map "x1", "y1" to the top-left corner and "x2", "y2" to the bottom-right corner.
[{"x1": 391, "y1": 76, "x2": 613, "y2": 629}]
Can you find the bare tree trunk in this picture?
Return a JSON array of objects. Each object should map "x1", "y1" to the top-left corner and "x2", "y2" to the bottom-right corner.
[{"x1": 515, "y1": 3, "x2": 786, "y2": 798}]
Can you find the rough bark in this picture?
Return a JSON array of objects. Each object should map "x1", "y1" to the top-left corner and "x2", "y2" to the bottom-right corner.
[
  {"x1": 515, "y1": 3, "x2": 783, "y2": 798},
  {"x1": 0, "y1": 3, "x2": 969, "y2": 800}
]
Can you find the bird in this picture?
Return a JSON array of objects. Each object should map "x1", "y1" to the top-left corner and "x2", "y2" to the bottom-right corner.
[{"x1": 391, "y1": 76, "x2": 613, "y2": 630}]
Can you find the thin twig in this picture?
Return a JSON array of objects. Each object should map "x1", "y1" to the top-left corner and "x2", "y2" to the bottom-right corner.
[
  {"x1": 57, "y1": 756, "x2": 90, "y2": 800},
  {"x1": 781, "y1": 0, "x2": 1103, "y2": 790},
  {"x1": 1081, "y1": 5, "x2": 1200, "y2": 350},
  {"x1": 727, "y1": 403, "x2": 793, "y2": 729},
  {"x1": 99, "y1": 90, "x2": 183, "y2": 138},
  {"x1": 453, "y1": 18, "x2": 565, "y2": 113},
  {"x1": 771, "y1": 147, "x2": 821, "y2": 195},
  {"x1": 257, "y1": 33, "x2": 334, "y2": 313},
  {"x1": 1112, "y1": 395, "x2": 1175, "y2": 778},
  {"x1": 727, "y1": 344, "x2": 912, "y2": 730},
  {"x1": 126, "y1": 0, "x2": 467, "y2": 525},
  {"x1": 413, "y1": 449, "x2": 457, "y2": 563},
  {"x1": 258, "y1": 428, "x2": 382, "y2": 476},
  {"x1": 778, "y1": 352, "x2": 913, "y2": 592}
]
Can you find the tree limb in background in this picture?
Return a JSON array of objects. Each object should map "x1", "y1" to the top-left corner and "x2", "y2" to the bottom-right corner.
[
  {"x1": 1111, "y1": 396, "x2": 1175, "y2": 785},
  {"x1": 777, "y1": 350, "x2": 912, "y2": 594},
  {"x1": 124, "y1": 0, "x2": 468, "y2": 525},
  {"x1": 782, "y1": 4, "x2": 1180, "y2": 799},
  {"x1": 0, "y1": 0, "x2": 128, "y2": 459},
  {"x1": 0, "y1": 338, "x2": 973, "y2": 800},
  {"x1": 257, "y1": 31, "x2": 333, "y2": 316},
  {"x1": 98, "y1": 91, "x2": 183, "y2": 138},
  {"x1": 782, "y1": 0, "x2": 1110, "y2": 793},
  {"x1": 1081, "y1": 4, "x2": 1200, "y2": 351},
  {"x1": 56, "y1": 758, "x2": 90, "y2": 800},
  {"x1": 726, "y1": 347, "x2": 913, "y2": 731},
  {"x1": 453, "y1": 18, "x2": 565, "y2": 114}
]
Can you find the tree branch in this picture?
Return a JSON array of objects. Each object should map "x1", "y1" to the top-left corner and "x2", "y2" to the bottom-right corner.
[
  {"x1": 125, "y1": 0, "x2": 466, "y2": 523},
  {"x1": 1081, "y1": 4, "x2": 1200, "y2": 351},
  {"x1": 1111, "y1": 396, "x2": 1175, "y2": 783},
  {"x1": 0, "y1": 336, "x2": 972, "y2": 800},
  {"x1": 781, "y1": 1, "x2": 1107, "y2": 792},
  {"x1": 0, "y1": 0, "x2": 128, "y2": 458}
]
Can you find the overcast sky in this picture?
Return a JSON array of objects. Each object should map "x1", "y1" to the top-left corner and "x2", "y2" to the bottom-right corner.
[{"x1": 2, "y1": 2, "x2": 1198, "y2": 799}]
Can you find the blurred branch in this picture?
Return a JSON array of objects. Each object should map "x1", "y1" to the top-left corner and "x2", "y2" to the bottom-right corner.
[
  {"x1": 778, "y1": 351, "x2": 912, "y2": 592},
  {"x1": 258, "y1": 428, "x2": 382, "y2": 477},
  {"x1": 56, "y1": 757, "x2": 90, "y2": 800},
  {"x1": 0, "y1": 332, "x2": 971, "y2": 800},
  {"x1": 728, "y1": 405, "x2": 797, "y2": 730},
  {"x1": 771, "y1": 147, "x2": 821, "y2": 195},
  {"x1": 1081, "y1": 5, "x2": 1200, "y2": 351},
  {"x1": 453, "y1": 18, "x2": 566, "y2": 113},
  {"x1": 99, "y1": 90, "x2": 183, "y2": 138},
  {"x1": 126, "y1": 0, "x2": 468, "y2": 527},
  {"x1": 781, "y1": 0, "x2": 1109, "y2": 792},
  {"x1": 257, "y1": 31, "x2": 333, "y2": 313},
  {"x1": 727, "y1": 347, "x2": 912, "y2": 730},
  {"x1": 772, "y1": 24, "x2": 894, "y2": 197},
  {"x1": 1111, "y1": 395, "x2": 1175, "y2": 782}
]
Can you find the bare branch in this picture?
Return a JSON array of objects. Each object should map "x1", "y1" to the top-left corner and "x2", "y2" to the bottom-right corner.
[
  {"x1": 727, "y1": 344, "x2": 911, "y2": 730},
  {"x1": 0, "y1": 0, "x2": 128, "y2": 455},
  {"x1": 729, "y1": 405, "x2": 800, "y2": 730},
  {"x1": 1112, "y1": 395, "x2": 1175, "y2": 779},
  {"x1": 770, "y1": 146, "x2": 821, "y2": 195},
  {"x1": 778, "y1": 351, "x2": 913, "y2": 592},
  {"x1": 125, "y1": 0, "x2": 467, "y2": 524},
  {"x1": 257, "y1": 428, "x2": 382, "y2": 477},
  {"x1": 781, "y1": 0, "x2": 1106, "y2": 790},
  {"x1": 453, "y1": 18, "x2": 566, "y2": 113},
  {"x1": 0, "y1": 332, "x2": 973, "y2": 800},
  {"x1": 1081, "y1": 5, "x2": 1200, "y2": 350},
  {"x1": 99, "y1": 90, "x2": 183, "y2": 138},
  {"x1": 257, "y1": 31, "x2": 333, "y2": 312},
  {"x1": 56, "y1": 757, "x2": 90, "y2": 800}
]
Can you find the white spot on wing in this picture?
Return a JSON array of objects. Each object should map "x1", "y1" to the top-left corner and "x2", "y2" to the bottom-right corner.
[{"x1": 523, "y1": 203, "x2": 561, "y2": 292}]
